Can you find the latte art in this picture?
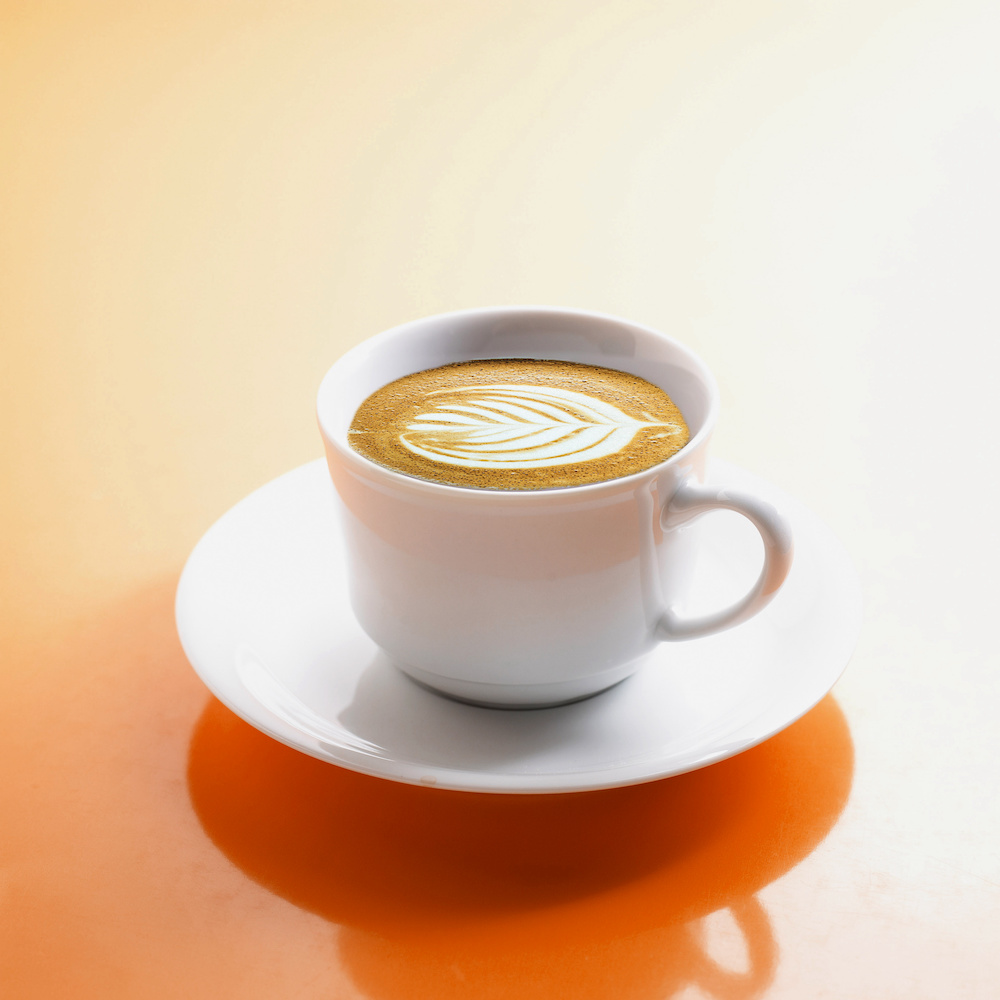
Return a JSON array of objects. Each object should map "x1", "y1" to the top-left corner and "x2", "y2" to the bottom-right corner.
[
  {"x1": 348, "y1": 359, "x2": 690, "y2": 489},
  {"x1": 402, "y1": 385, "x2": 678, "y2": 468}
]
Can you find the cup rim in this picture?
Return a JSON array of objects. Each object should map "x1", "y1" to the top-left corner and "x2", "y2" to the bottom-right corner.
[{"x1": 317, "y1": 305, "x2": 719, "y2": 498}]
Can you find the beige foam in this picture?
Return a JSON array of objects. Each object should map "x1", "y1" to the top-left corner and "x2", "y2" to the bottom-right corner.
[{"x1": 348, "y1": 359, "x2": 690, "y2": 490}]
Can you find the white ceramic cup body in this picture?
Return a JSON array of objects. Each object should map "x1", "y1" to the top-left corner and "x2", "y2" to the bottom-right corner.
[{"x1": 317, "y1": 307, "x2": 792, "y2": 708}]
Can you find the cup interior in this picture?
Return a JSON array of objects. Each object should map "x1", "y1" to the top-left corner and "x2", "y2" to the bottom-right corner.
[{"x1": 318, "y1": 307, "x2": 717, "y2": 461}]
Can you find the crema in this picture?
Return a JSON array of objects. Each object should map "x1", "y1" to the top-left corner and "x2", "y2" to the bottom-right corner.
[{"x1": 348, "y1": 359, "x2": 690, "y2": 490}]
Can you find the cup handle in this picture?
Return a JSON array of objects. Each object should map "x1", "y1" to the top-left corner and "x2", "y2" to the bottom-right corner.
[{"x1": 655, "y1": 475, "x2": 793, "y2": 641}]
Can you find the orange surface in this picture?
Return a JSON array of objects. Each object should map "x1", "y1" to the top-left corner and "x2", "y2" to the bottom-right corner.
[
  {"x1": 3, "y1": 2, "x2": 1000, "y2": 997},
  {"x1": 1, "y1": 578, "x2": 850, "y2": 999}
]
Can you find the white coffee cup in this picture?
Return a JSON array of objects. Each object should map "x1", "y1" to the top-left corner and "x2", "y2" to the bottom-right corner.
[{"x1": 317, "y1": 306, "x2": 792, "y2": 708}]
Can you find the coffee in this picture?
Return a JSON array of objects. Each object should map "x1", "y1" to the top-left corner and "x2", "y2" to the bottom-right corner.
[{"x1": 348, "y1": 359, "x2": 689, "y2": 489}]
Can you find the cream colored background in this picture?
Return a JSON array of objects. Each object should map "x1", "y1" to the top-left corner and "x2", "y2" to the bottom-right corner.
[{"x1": 3, "y1": 1, "x2": 999, "y2": 996}]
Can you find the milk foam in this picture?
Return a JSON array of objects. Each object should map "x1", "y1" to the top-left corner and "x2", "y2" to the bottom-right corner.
[
  {"x1": 347, "y1": 359, "x2": 690, "y2": 490},
  {"x1": 401, "y1": 384, "x2": 679, "y2": 469}
]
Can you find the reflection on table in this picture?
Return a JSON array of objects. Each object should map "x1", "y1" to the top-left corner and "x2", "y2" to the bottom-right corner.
[{"x1": 189, "y1": 694, "x2": 853, "y2": 999}]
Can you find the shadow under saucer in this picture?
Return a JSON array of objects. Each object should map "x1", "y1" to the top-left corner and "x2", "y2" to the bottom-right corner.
[{"x1": 188, "y1": 694, "x2": 853, "y2": 999}]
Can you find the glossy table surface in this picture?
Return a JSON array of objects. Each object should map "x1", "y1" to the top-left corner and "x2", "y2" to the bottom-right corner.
[{"x1": 2, "y1": 2, "x2": 999, "y2": 997}]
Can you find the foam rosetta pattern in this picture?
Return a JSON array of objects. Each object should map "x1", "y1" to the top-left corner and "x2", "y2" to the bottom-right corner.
[
  {"x1": 401, "y1": 384, "x2": 682, "y2": 469},
  {"x1": 346, "y1": 359, "x2": 690, "y2": 489}
]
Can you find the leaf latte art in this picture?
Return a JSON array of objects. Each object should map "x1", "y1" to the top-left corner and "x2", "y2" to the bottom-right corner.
[
  {"x1": 401, "y1": 385, "x2": 680, "y2": 468},
  {"x1": 348, "y1": 359, "x2": 691, "y2": 490}
]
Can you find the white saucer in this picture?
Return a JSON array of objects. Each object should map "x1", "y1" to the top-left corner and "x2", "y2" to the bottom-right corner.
[{"x1": 176, "y1": 459, "x2": 861, "y2": 794}]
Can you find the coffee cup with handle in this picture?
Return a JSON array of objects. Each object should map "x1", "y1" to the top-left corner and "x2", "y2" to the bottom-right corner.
[{"x1": 317, "y1": 306, "x2": 792, "y2": 709}]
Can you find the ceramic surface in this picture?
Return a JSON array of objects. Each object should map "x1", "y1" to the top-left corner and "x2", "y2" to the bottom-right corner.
[
  {"x1": 175, "y1": 459, "x2": 861, "y2": 793},
  {"x1": 317, "y1": 306, "x2": 793, "y2": 705}
]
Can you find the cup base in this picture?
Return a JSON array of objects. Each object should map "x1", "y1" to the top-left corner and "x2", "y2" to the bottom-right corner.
[{"x1": 394, "y1": 660, "x2": 643, "y2": 710}]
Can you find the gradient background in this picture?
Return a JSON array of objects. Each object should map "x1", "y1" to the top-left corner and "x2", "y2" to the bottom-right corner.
[{"x1": 2, "y1": 2, "x2": 999, "y2": 997}]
